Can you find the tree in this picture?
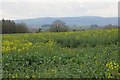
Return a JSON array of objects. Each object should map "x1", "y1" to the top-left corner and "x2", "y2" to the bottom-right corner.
[
  {"x1": 39, "y1": 28, "x2": 41, "y2": 32},
  {"x1": 16, "y1": 22, "x2": 29, "y2": 33},
  {"x1": 2, "y1": 19, "x2": 16, "y2": 34},
  {"x1": 49, "y1": 20, "x2": 69, "y2": 32},
  {"x1": 91, "y1": 24, "x2": 98, "y2": 28},
  {"x1": 104, "y1": 24, "x2": 117, "y2": 29},
  {"x1": 36, "y1": 28, "x2": 42, "y2": 33},
  {"x1": 1, "y1": 19, "x2": 29, "y2": 34}
]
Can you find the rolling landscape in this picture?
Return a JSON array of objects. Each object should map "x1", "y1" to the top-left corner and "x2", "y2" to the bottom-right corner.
[
  {"x1": 15, "y1": 16, "x2": 118, "y2": 28},
  {"x1": 0, "y1": 1, "x2": 120, "y2": 79}
]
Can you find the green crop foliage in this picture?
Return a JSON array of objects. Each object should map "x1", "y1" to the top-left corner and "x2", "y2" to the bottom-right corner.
[{"x1": 2, "y1": 28, "x2": 120, "y2": 78}]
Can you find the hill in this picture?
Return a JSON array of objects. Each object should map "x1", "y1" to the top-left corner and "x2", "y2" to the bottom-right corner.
[{"x1": 15, "y1": 16, "x2": 118, "y2": 28}]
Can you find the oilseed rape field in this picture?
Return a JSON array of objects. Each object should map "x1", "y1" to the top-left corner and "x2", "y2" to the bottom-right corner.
[{"x1": 2, "y1": 28, "x2": 120, "y2": 78}]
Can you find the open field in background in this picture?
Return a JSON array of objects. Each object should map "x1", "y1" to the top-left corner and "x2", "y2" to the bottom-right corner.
[{"x1": 2, "y1": 28, "x2": 120, "y2": 78}]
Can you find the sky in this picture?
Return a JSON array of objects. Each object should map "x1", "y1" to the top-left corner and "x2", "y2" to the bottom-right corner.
[{"x1": 0, "y1": 0, "x2": 119, "y2": 20}]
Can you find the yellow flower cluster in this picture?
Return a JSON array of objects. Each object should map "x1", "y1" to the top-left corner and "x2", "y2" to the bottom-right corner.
[
  {"x1": 106, "y1": 61, "x2": 119, "y2": 70},
  {"x1": 2, "y1": 40, "x2": 14, "y2": 53},
  {"x1": 105, "y1": 61, "x2": 119, "y2": 78},
  {"x1": 46, "y1": 40, "x2": 56, "y2": 47},
  {"x1": 2, "y1": 38, "x2": 33, "y2": 53}
]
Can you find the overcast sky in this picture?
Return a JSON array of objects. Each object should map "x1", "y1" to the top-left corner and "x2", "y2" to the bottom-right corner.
[{"x1": 0, "y1": 0, "x2": 118, "y2": 20}]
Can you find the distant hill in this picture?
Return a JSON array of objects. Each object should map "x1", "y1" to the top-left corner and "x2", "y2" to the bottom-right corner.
[{"x1": 15, "y1": 16, "x2": 118, "y2": 28}]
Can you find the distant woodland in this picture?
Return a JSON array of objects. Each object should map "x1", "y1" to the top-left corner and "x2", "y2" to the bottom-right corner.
[
  {"x1": 0, "y1": 19, "x2": 118, "y2": 34},
  {"x1": 0, "y1": 19, "x2": 29, "y2": 34}
]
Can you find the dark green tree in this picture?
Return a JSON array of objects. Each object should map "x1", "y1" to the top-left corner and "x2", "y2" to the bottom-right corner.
[{"x1": 1, "y1": 19, "x2": 29, "y2": 34}]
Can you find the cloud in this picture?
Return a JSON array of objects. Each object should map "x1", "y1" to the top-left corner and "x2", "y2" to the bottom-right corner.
[
  {"x1": 0, "y1": 1, "x2": 118, "y2": 20},
  {"x1": 0, "y1": 0, "x2": 119, "y2": 2}
]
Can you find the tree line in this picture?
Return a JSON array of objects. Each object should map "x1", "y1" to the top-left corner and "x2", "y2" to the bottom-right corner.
[
  {"x1": 0, "y1": 19, "x2": 29, "y2": 34},
  {"x1": 0, "y1": 19, "x2": 118, "y2": 34}
]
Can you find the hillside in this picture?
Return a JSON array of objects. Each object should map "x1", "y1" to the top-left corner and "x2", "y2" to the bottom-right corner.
[{"x1": 15, "y1": 16, "x2": 118, "y2": 28}]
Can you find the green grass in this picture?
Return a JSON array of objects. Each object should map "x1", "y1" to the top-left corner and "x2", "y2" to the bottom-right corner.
[{"x1": 2, "y1": 28, "x2": 120, "y2": 78}]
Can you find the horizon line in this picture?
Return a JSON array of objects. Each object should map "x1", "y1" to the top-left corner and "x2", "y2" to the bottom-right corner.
[{"x1": 1, "y1": 16, "x2": 118, "y2": 20}]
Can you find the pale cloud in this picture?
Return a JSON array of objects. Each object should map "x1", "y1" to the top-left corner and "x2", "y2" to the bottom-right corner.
[
  {"x1": 0, "y1": 1, "x2": 118, "y2": 20},
  {"x1": 0, "y1": 0, "x2": 119, "y2": 2}
]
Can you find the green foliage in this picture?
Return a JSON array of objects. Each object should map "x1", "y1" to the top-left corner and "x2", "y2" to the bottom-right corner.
[
  {"x1": 15, "y1": 23, "x2": 29, "y2": 33},
  {"x1": 2, "y1": 28, "x2": 120, "y2": 78},
  {"x1": 1, "y1": 19, "x2": 29, "y2": 34},
  {"x1": 104, "y1": 24, "x2": 117, "y2": 29}
]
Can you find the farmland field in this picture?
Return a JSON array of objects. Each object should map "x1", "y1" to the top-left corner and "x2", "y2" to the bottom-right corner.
[{"x1": 2, "y1": 28, "x2": 120, "y2": 78}]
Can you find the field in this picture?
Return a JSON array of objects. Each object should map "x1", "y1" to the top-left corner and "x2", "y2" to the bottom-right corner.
[{"x1": 2, "y1": 28, "x2": 120, "y2": 78}]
